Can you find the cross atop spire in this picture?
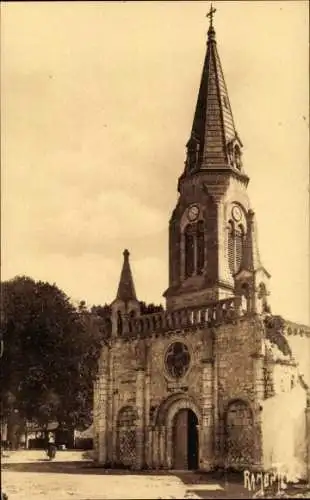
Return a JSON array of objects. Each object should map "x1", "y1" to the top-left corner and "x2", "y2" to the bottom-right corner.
[{"x1": 206, "y1": 3, "x2": 216, "y2": 28}]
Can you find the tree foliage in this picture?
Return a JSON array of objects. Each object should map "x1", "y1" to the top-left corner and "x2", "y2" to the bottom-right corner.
[
  {"x1": 90, "y1": 304, "x2": 112, "y2": 338},
  {"x1": 0, "y1": 276, "x2": 164, "y2": 445},
  {"x1": 0, "y1": 276, "x2": 104, "y2": 436},
  {"x1": 139, "y1": 301, "x2": 164, "y2": 315}
]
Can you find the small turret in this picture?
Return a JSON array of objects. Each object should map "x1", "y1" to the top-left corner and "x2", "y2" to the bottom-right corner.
[
  {"x1": 234, "y1": 210, "x2": 271, "y2": 314},
  {"x1": 111, "y1": 249, "x2": 140, "y2": 337}
]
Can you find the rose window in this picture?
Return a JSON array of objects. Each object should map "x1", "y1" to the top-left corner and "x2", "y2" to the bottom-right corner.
[{"x1": 165, "y1": 342, "x2": 191, "y2": 379}]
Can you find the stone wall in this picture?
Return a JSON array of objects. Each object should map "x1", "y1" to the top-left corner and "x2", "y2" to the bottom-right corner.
[
  {"x1": 93, "y1": 310, "x2": 309, "y2": 473},
  {"x1": 215, "y1": 316, "x2": 264, "y2": 469}
]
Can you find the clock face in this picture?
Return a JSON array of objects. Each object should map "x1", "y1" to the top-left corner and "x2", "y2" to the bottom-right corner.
[
  {"x1": 187, "y1": 204, "x2": 199, "y2": 222},
  {"x1": 232, "y1": 205, "x2": 242, "y2": 222}
]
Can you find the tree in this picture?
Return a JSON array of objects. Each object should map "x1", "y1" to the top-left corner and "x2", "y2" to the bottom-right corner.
[
  {"x1": 0, "y1": 276, "x2": 103, "y2": 446},
  {"x1": 139, "y1": 301, "x2": 164, "y2": 315},
  {"x1": 90, "y1": 304, "x2": 112, "y2": 338}
]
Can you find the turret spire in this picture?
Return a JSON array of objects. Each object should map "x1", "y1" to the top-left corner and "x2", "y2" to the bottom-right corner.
[
  {"x1": 182, "y1": 5, "x2": 247, "y2": 179},
  {"x1": 115, "y1": 249, "x2": 137, "y2": 302}
]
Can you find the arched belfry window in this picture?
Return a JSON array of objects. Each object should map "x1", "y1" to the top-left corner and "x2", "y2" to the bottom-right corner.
[
  {"x1": 117, "y1": 310, "x2": 123, "y2": 335},
  {"x1": 197, "y1": 220, "x2": 205, "y2": 275},
  {"x1": 184, "y1": 219, "x2": 206, "y2": 278},
  {"x1": 185, "y1": 224, "x2": 195, "y2": 278},
  {"x1": 228, "y1": 220, "x2": 245, "y2": 275}
]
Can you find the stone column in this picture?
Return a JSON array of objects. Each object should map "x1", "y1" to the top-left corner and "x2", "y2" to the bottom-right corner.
[
  {"x1": 180, "y1": 233, "x2": 185, "y2": 281},
  {"x1": 166, "y1": 425, "x2": 173, "y2": 469},
  {"x1": 98, "y1": 370, "x2": 108, "y2": 464},
  {"x1": 146, "y1": 425, "x2": 153, "y2": 468},
  {"x1": 144, "y1": 373, "x2": 151, "y2": 467},
  {"x1": 215, "y1": 201, "x2": 225, "y2": 291},
  {"x1": 153, "y1": 427, "x2": 159, "y2": 468},
  {"x1": 159, "y1": 426, "x2": 166, "y2": 468},
  {"x1": 200, "y1": 359, "x2": 214, "y2": 471},
  {"x1": 92, "y1": 378, "x2": 99, "y2": 461},
  {"x1": 106, "y1": 349, "x2": 114, "y2": 463},
  {"x1": 135, "y1": 367, "x2": 145, "y2": 469},
  {"x1": 252, "y1": 354, "x2": 264, "y2": 470}
]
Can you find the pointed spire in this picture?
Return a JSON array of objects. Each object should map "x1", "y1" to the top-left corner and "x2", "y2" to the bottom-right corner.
[
  {"x1": 115, "y1": 249, "x2": 137, "y2": 302},
  {"x1": 184, "y1": 5, "x2": 245, "y2": 176}
]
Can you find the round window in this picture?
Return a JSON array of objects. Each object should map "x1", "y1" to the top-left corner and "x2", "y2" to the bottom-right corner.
[{"x1": 165, "y1": 341, "x2": 191, "y2": 379}]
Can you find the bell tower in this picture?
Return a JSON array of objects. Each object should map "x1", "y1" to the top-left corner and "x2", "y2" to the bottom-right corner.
[{"x1": 164, "y1": 7, "x2": 270, "y2": 313}]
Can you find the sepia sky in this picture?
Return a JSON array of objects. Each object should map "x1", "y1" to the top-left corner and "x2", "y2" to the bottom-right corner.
[{"x1": 1, "y1": 1, "x2": 309, "y2": 324}]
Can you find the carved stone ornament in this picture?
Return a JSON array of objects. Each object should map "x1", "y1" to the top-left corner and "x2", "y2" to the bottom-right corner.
[{"x1": 165, "y1": 341, "x2": 191, "y2": 379}]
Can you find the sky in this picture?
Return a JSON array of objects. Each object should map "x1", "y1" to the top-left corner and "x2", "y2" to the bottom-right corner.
[{"x1": 1, "y1": 1, "x2": 309, "y2": 324}]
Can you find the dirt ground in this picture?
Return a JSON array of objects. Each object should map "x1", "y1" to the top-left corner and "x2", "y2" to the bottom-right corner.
[{"x1": 1, "y1": 451, "x2": 309, "y2": 499}]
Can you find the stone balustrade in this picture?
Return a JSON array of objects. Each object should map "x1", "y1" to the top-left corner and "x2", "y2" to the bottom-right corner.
[{"x1": 121, "y1": 296, "x2": 244, "y2": 338}]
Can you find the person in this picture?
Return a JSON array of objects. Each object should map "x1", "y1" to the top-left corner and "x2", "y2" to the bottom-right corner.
[{"x1": 46, "y1": 432, "x2": 57, "y2": 460}]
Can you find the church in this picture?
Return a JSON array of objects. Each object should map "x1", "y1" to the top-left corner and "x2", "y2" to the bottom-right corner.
[{"x1": 93, "y1": 10, "x2": 310, "y2": 476}]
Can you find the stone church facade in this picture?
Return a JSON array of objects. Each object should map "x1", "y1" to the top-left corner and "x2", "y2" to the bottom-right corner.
[{"x1": 93, "y1": 18, "x2": 310, "y2": 474}]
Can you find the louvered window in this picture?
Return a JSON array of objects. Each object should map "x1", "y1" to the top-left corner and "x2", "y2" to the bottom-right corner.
[
  {"x1": 235, "y1": 226, "x2": 244, "y2": 272},
  {"x1": 185, "y1": 224, "x2": 195, "y2": 278},
  {"x1": 228, "y1": 221, "x2": 245, "y2": 275},
  {"x1": 228, "y1": 222, "x2": 235, "y2": 275},
  {"x1": 197, "y1": 220, "x2": 205, "y2": 275}
]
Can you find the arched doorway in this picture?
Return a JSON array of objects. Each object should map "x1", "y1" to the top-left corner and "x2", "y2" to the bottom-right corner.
[{"x1": 173, "y1": 408, "x2": 199, "y2": 470}]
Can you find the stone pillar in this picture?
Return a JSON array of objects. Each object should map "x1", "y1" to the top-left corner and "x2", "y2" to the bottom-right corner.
[
  {"x1": 106, "y1": 349, "x2": 114, "y2": 464},
  {"x1": 215, "y1": 201, "x2": 225, "y2": 292},
  {"x1": 159, "y1": 426, "x2": 166, "y2": 468},
  {"x1": 153, "y1": 427, "x2": 159, "y2": 468},
  {"x1": 93, "y1": 378, "x2": 99, "y2": 461},
  {"x1": 253, "y1": 354, "x2": 265, "y2": 403},
  {"x1": 180, "y1": 233, "x2": 185, "y2": 281},
  {"x1": 146, "y1": 425, "x2": 153, "y2": 468},
  {"x1": 144, "y1": 373, "x2": 151, "y2": 467},
  {"x1": 200, "y1": 360, "x2": 214, "y2": 471},
  {"x1": 211, "y1": 327, "x2": 221, "y2": 468},
  {"x1": 98, "y1": 370, "x2": 108, "y2": 464},
  {"x1": 135, "y1": 368, "x2": 145, "y2": 469},
  {"x1": 252, "y1": 354, "x2": 264, "y2": 470},
  {"x1": 166, "y1": 425, "x2": 173, "y2": 469}
]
